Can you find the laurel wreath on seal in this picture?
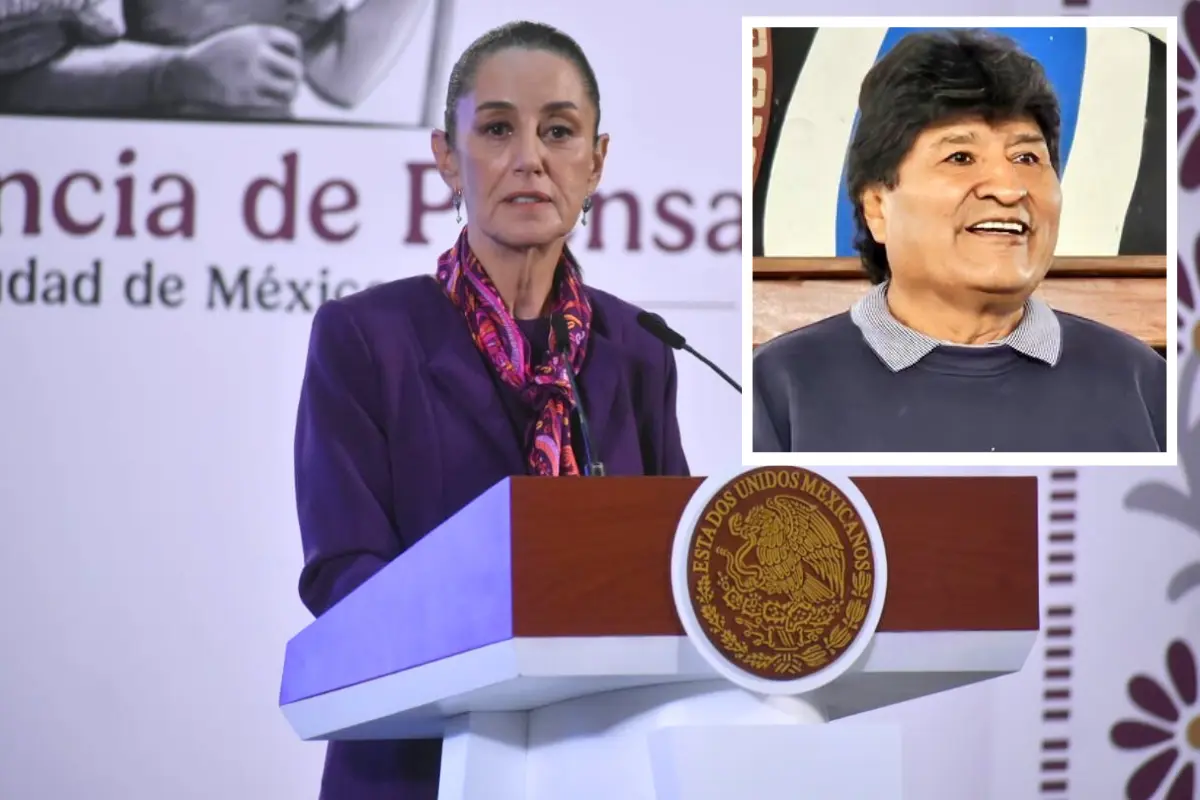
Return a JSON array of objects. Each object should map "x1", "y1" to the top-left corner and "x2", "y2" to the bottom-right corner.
[
  {"x1": 695, "y1": 570, "x2": 872, "y2": 675},
  {"x1": 696, "y1": 574, "x2": 750, "y2": 657}
]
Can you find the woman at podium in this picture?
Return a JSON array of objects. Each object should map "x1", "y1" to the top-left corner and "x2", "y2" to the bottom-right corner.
[{"x1": 291, "y1": 19, "x2": 690, "y2": 800}]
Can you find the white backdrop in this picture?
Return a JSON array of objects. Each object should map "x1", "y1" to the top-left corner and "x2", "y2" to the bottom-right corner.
[{"x1": 0, "y1": 0, "x2": 1197, "y2": 799}]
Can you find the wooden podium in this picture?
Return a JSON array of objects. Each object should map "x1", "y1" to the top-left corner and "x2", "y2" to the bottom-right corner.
[{"x1": 279, "y1": 472, "x2": 1039, "y2": 800}]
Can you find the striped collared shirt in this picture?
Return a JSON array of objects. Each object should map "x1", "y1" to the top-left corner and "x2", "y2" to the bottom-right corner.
[{"x1": 849, "y1": 281, "x2": 1063, "y2": 372}]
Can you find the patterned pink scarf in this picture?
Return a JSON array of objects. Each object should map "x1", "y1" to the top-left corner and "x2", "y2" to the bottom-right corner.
[{"x1": 436, "y1": 226, "x2": 593, "y2": 476}]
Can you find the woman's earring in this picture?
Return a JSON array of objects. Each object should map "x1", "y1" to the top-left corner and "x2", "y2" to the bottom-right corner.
[
  {"x1": 581, "y1": 195, "x2": 593, "y2": 227},
  {"x1": 453, "y1": 189, "x2": 463, "y2": 224}
]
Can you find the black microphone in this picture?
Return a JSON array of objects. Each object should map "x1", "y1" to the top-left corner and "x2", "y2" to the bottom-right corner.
[
  {"x1": 636, "y1": 311, "x2": 742, "y2": 393},
  {"x1": 550, "y1": 313, "x2": 605, "y2": 476}
]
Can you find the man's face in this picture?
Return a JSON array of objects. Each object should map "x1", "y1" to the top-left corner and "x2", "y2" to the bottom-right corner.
[{"x1": 862, "y1": 115, "x2": 1062, "y2": 299}]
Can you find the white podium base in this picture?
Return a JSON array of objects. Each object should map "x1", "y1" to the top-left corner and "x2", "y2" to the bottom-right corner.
[
  {"x1": 648, "y1": 723, "x2": 902, "y2": 800},
  {"x1": 437, "y1": 679, "x2": 903, "y2": 800}
]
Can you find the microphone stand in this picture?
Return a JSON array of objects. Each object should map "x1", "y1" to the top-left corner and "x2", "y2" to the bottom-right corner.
[
  {"x1": 551, "y1": 313, "x2": 605, "y2": 476},
  {"x1": 636, "y1": 311, "x2": 743, "y2": 393}
]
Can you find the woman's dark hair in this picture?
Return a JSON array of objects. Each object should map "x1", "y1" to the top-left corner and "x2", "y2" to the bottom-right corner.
[
  {"x1": 846, "y1": 29, "x2": 1062, "y2": 284},
  {"x1": 443, "y1": 21, "x2": 602, "y2": 146}
]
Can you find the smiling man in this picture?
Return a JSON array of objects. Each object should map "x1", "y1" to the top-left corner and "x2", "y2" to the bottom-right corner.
[{"x1": 752, "y1": 28, "x2": 1166, "y2": 454}]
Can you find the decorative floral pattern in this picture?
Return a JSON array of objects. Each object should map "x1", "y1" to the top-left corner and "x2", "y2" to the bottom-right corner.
[
  {"x1": 1180, "y1": 0, "x2": 1200, "y2": 351},
  {"x1": 1111, "y1": 640, "x2": 1200, "y2": 800},
  {"x1": 1180, "y1": 238, "x2": 1198, "y2": 356},
  {"x1": 1184, "y1": 1, "x2": 1200, "y2": 191},
  {"x1": 1129, "y1": 233, "x2": 1200, "y2": 602},
  {"x1": 1104, "y1": 18, "x2": 1200, "y2": 800},
  {"x1": 1179, "y1": 6, "x2": 1200, "y2": 370},
  {"x1": 1125, "y1": 292, "x2": 1200, "y2": 602}
]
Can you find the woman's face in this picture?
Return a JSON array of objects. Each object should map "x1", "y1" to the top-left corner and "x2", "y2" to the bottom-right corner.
[{"x1": 434, "y1": 48, "x2": 608, "y2": 249}]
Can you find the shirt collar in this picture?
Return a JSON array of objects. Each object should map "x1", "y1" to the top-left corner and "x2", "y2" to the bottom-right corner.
[{"x1": 849, "y1": 281, "x2": 1063, "y2": 372}]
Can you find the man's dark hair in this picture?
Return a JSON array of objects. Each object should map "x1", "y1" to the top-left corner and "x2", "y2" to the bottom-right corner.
[
  {"x1": 846, "y1": 29, "x2": 1062, "y2": 284},
  {"x1": 443, "y1": 21, "x2": 602, "y2": 146}
]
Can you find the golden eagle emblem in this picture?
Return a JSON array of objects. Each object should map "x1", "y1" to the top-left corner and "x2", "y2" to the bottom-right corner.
[{"x1": 686, "y1": 467, "x2": 877, "y2": 680}]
